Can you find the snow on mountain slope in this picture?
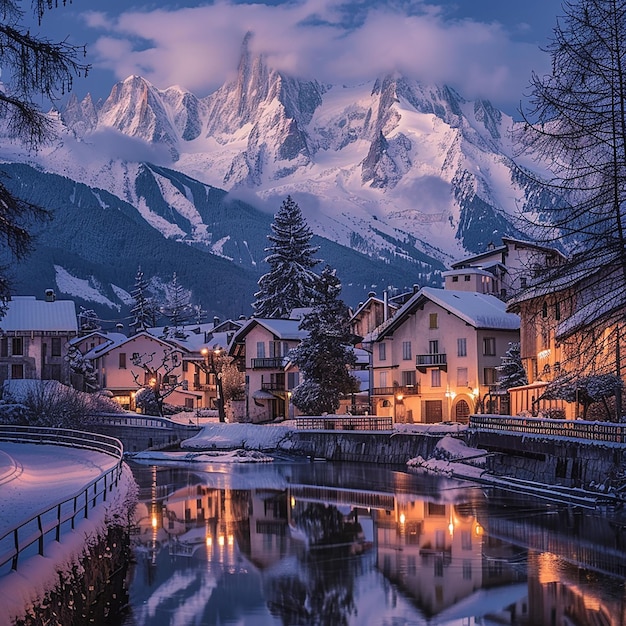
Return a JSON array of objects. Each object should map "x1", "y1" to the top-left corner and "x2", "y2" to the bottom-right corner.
[{"x1": 1, "y1": 34, "x2": 546, "y2": 277}]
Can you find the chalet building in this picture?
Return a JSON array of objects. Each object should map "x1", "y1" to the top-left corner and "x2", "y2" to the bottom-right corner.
[
  {"x1": 450, "y1": 237, "x2": 566, "y2": 300},
  {"x1": 83, "y1": 331, "x2": 197, "y2": 411},
  {"x1": 229, "y1": 317, "x2": 308, "y2": 423},
  {"x1": 364, "y1": 287, "x2": 520, "y2": 423},
  {"x1": 506, "y1": 250, "x2": 625, "y2": 418},
  {"x1": 0, "y1": 291, "x2": 78, "y2": 385},
  {"x1": 146, "y1": 319, "x2": 243, "y2": 416}
]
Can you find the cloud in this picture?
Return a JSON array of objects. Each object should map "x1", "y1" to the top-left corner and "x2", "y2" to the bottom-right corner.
[{"x1": 82, "y1": 0, "x2": 550, "y2": 114}]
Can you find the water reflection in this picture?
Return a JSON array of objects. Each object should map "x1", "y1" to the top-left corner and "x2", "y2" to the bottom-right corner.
[{"x1": 119, "y1": 460, "x2": 626, "y2": 625}]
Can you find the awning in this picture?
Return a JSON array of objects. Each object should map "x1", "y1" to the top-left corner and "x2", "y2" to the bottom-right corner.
[{"x1": 252, "y1": 389, "x2": 276, "y2": 400}]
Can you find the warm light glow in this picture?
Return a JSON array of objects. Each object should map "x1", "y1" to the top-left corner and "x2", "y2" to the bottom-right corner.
[
  {"x1": 472, "y1": 388, "x2": 480, "y2": 397},
  {"x1": 474, "y1": 524, "x2": 483, "y2": 536},
  {"x1": 218, "y1": 535, "x2": 225, "y2": 547},
  {"x1": 537, "y1": 552, "x2": 560, "y2": 584},
  {"x1": 290, "y1": 496, "x2": 296, "y2": 508},
  {"x1": 399, "y1": 513, "x2": 406, "y2": 524},
  {"x1": 151, "y1": 515, "x2": 158, "y2": 529},
  {"x1": 228, "y1": 535, "x2": 234, "y2": 546},
  {"x1": 448, "y1": 522, "x2": 454, "y2": 536},
  {"x1": 396, "y1": 394, "x2": 404, "y2": 402},
  {"x1": 206, "y1": 536, "x2": 212, "y2": 547},
  {"x1": 149, "y1": 378, "x2": 156, "y2": 387},
  {"x1": 538, "y1": 349, "x2": 551, "y2": 360}
]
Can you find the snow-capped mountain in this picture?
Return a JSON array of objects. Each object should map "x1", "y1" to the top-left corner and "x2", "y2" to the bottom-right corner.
[
  {"x1": 57, "y1": 35, "x2": 540, "y2": 263},
  {"x1": 0, "y1": 35, "x2": 551, "y2": 319}
]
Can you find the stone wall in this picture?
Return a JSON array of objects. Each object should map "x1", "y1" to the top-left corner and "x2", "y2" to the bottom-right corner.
[
  {"x1": 467, "y1": 430, "x2": 626, "y2": 488},
  {"x1": 285, "y1": 431, "x2": 443, "y2": 465}
]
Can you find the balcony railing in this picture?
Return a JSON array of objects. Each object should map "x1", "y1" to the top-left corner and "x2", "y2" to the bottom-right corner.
[
  {"x1": 262, "y1": 381, "x2": 286, "y2": 391},
  {"x1": 251, "y1": 357, "x2": 285, "y2": 369},
  {"x1": 371, "y1": 384, "x2": 420, "y2": 396},
  {"x1": 416, "y1": 353, "x2": 447, "y2": 367}
]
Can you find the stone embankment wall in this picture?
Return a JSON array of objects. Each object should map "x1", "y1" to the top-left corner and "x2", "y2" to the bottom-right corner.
[
  {"x1": 285, "y1": 431, "x2": 443, "y2": 464},
  {"x1": 90, "y1": 423, "x2": 200, "y2": 452},
  {"x1": 467, "y1": 430, "x2": 626, "y2": 488}
]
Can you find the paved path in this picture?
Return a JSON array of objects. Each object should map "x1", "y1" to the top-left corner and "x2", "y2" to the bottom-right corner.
[{"x1": 0, "y1": 442, "x2": 119, "y2": 536}]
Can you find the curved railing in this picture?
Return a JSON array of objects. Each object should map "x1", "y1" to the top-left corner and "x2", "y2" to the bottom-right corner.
[{"x1": 0, "y1": 426, "x2": 124, "y2": 574}]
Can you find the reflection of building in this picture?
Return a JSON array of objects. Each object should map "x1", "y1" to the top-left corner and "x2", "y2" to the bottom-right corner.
[{"x1": 376, "y1": 497, "x2": 485, "y2": 617}]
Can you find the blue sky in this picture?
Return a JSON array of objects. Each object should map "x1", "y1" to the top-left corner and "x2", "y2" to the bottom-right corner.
[{"x1": 31, "y1": 0, "x2": 562, "y2": 117}]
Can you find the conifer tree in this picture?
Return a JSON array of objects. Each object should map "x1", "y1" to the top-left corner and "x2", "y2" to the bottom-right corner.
[
  {"x1": 130, "y1": 266, "x2": 157, "y2": 333},
  {"x1": 0, "y1": 0, "x2": 89, "y2": 308},
  {"x1": 253, "y1": 196, "x2": 321, "y2": 318},
  {"x1": 160, "y1": 272, "x2": 192, "y2": 334},
  {"x1": 290, "y1": 266, "x2": 359, "y2": 414},
  {"x1": 496, "y1": 342, "x2": 528, "y2": 391}
]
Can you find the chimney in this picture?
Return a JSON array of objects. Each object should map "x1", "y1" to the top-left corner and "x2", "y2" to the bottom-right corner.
[
  {"x1": 116, "y1": 323, "x2": 125, "y2": 335},
  {"x1": 413, "y1": 284, "x2": 420, "y2": 294},
  {"x1": 44, "y1": 289, "x2": 56, "y2": 302},
  {"x1": 383, "y1": 290, "x2": 388, "y2": 322},
  {"x1": 213, "y1": 316, "x2": 220, "y2": 326}
]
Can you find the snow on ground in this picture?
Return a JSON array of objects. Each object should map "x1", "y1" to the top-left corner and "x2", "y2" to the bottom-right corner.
[{"x1": 0, "y1": 442, "x2": 135, "y2": 626}]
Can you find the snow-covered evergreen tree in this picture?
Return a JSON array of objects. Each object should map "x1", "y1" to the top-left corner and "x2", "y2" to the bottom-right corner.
[
  {"x1": 290, "y1": 266, "x2": 359, "y2": 414},
  {"x1": 66, "y1": 345, "x2": 98, "y2": 391},
  {"x1": 160, "y1": 272, "x2": 192, "y2": 334},
  {"x1": 130, "y1": 266, "x2": 158, "y2": 333},
  {"x1": 78, "y1": 307, "x2": 100, "y2": 332},
  {"x1": 253, "y1": 196, "x2": 321, "y2": 318},
  {"x1": 496, "y1": 342, "x2": 528, "y2": 390},
  {"x1": 542, "y1": 373, "x2": 623, "y2": 420}
]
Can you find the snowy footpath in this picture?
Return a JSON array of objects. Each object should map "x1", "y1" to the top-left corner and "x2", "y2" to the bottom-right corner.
[{"x1": 0, "y1": 442, "x2": 135, "y2": 626}]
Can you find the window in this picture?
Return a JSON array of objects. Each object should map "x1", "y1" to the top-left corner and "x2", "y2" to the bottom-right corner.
[
  {"x1": 119, "y1": 353, "x2": 127, "y2": 369},
  {"x1": 51, "y1": 337, "x2": 62, "y2": 357},
  {"x1": 378, "y1": 342, "x2": 386, "y2": 361},
  {"x1": 182, "y1": 360, "x2": 188, "y2": 372},
  {"x1": 483, "y1": 337, "x2": 496, "y2": 356},
  {"x1": 484, "y1": 367, "x2": 497, "y2": 385},
  {"x1": 402, "y1": 370, "x2": 416, "y2": 387},
  {"x1": 185, "y1": 398, "x2": 194, "y2": 409},
  {"x1": 256, "y1": 342, "x2": 265, "y2": 358},
  {"x1": 0, "y1": 338, "x2": 6, "y2": 358},
  {"x1": 464, "y1": 275, "x2": 471, "y2": 282},
  {"x1": 429, "y1": 313, "x2": 438, "y2": 329},
  {"x1": 452, "y1": 276, "x2": 459, "y2": 282},
  {"x1": 402, "y1": 341, "x2": 412, "y2": 360},
  {"x1": 457, "y1": 367, "x2": 468, "y2": 387},
  {"x1": 11, "y1": 337, "x2": 23, "y2": 356},
  {"x1": 457, "y1": 338, "x2": 467, "y2": 357},
  {"x1": 463, "y1": 560, "x2": 473, "y2": 580},
  {"x1": 431, "y1": 369, "x2": 441, "y2": 387},
  {"x1": 520, "y1": 277, "x2": 528, "y2": 288},
  {"x1": 287, "y1": 372, "x2": 300, "y2": 389},
  {"x1": 379, "y1": 371, "x2": 388, "y2": 388},
  {"x1": 555, "y1": 301, "x2": 561, "y2": 321},
  {"x1": 429, "y1": 340, "x2": 439, "y2": 354},
  {"x1": 11, "y1": 363, "x2": 24, "y2": 379},
  {"x1": 542, "y1": 301, "x2": 548, "y2": 318},
  {"x1": 270, "y1": 341, "x2": 288, "y2": 358}
]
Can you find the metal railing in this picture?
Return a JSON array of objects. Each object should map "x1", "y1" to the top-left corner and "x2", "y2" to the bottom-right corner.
[
  {"x1": 251, "y1": 357, "x2": 285, "y2": 369},
  {"x1": 295, "y1": 415, "x2": 393, "y2": 431},
  {"x1": 0, "y1": 426, "x2": 124, "y2": 574},
  {"x1": 371, "y1": 385, "x2": 420, "y2": 396},
  {"x1": 416, "y1": 353, "x2": 447, "y2": 367},
  {"x1": 88, "y1": 413, "x2": 198, "y2": 431},
  {"x1": 469, "y1": 414, "x2": 626, "y2": 444}
]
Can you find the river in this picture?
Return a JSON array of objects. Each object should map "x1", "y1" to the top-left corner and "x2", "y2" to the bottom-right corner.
[{"x1": 115, "y1": 457, "x2": 626, "y2": 625}]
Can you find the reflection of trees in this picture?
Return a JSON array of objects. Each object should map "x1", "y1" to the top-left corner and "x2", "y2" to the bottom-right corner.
[{"x1": 264, "y1": 503, "x2": 366, "y2": 625}]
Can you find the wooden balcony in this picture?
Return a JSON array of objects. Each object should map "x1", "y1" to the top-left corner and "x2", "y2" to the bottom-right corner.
[
  {"x1": 416, "y1": 353, "x2": 447, "y2": 371},
  {"x1": 371, "y1": 384, "x2": 420, "y2": 396},
  {"x1": 251, "y1": 357, "x2": 285, "y2": 369}
]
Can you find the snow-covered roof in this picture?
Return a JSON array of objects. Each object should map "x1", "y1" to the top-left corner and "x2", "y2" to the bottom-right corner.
[
  {"x1": 0, "y1": 296, "x2": 77, "y2": 332},
  {"x1": 371, "y1": 287, "x2": 519, "y2": 340},
  {"x1": 234, "y1": 317, "x2": 308, "y2": 342},
  {"x1": 442, "y1": 267, "x2": 495, "y2": 278},
  {"x1": 83, "y1": 331, "x2": 180, "y2": 360}
]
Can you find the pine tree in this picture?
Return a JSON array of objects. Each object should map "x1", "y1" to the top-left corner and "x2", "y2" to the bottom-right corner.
[
  {"x1": 253, "y1": 196, "x2": 321, "y2": 318},
  {"x1": 290, "y1": 266, "x2": 359, "y2": 414},
  {"x1": 496, "y1": 342, "x2": 528, "y2": 391},
  {"x1": 0, "y1": 0, "x2": 90, "y2": 308},
  {"x1": 130, "y1": 266, "x2": 158, "y2": 333},
  {"x1": 160, "y1": 272, "x2": 192, "y2": 334}
]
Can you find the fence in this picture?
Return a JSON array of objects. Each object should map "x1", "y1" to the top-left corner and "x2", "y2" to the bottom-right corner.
[
  {"x1": 0, "y1": 426, "x2": 124, "y2": 574},
  {"x1": 295, "y1": 415, "x2": 394, "y2": 431},
  {"x1": 469, "y1": 414, "x2": 626, "y2": 444}
]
